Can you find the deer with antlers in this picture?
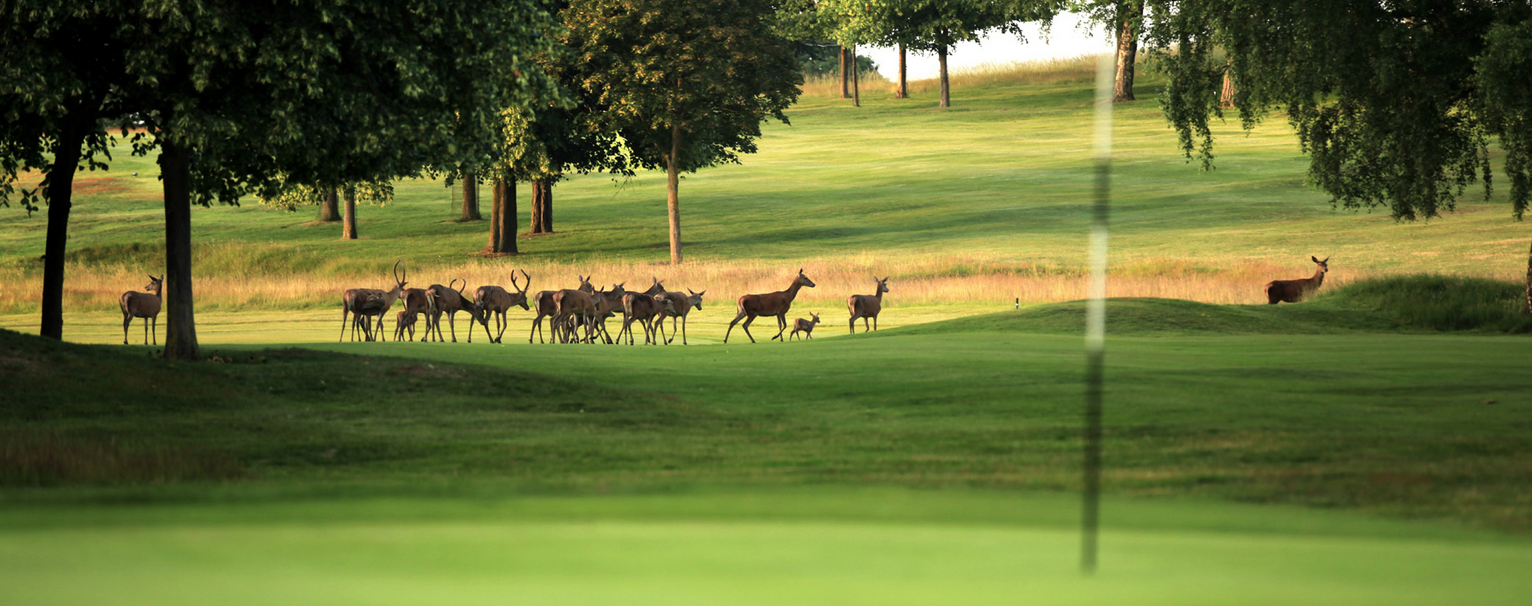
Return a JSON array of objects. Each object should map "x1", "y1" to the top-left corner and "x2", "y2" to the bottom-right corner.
[
  {"x1": 617, "y1": 292, "x2": 676, "y2": 345},
  {"x1": 471, "y1": 270, "x2": 532, "y2": 344},
  {"x1": 848, "y1": 276, "x2": 890, "y2": 334},
  {"x1": 340, "y1": 260, "x2": 406, "y2": 342},
  {"x1": 789, "y1": 312, "x2": 821, "y2": 341},
  {"x1": 530, "y1": 275, "x2": 594, "y2": 344},
  {"x1": 119, "y1": 274, "x2": 164, "y2": 345},
  {"x1": 1264, "y1": 256, "x2": 1329, "y2": 304},
  {"x1": 724, "y1": 268, "x2": 816, "y2": 343},
  {"x1": 653, "y1": 289, "x2": 705, "y2": 345},
  {"x1": 396, "y1": 286, "x2": 431, "y2": 342},
  {"x1": 424, "y1": 278, "x2": 484, "y2": 342}
]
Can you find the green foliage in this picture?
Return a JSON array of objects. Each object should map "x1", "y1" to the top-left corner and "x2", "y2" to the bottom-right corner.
[
  {"x1": 1476, "y1": 15, "x2": 1532, "y2": 220},
  {"x1": 562, "y1": 0, "x2": 803, "y2": 173},
  {"x1": 882, "y1": 0, "x2": 1063, "y2": 53},
  {"x1": 1325, "y1": 275, "x2": 1532, "y2": 333},
  {"x1": 257, "y1": 181, "x2": 395, "y2": 213},
  {"x1": 1146, "y1": 0, "x2": 1532, "y2": 221}
]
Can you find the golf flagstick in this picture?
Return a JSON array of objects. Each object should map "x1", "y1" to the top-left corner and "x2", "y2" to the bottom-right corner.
[{"x1": 1081, "y1": 50, "x2": 1113, "y2": 576}]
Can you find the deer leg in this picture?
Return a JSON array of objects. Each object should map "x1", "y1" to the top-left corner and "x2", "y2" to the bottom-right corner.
[
  {"x1": 725, "y1": 311, "x2": 749, "y2": 343},
  {"x1": 340, "y1": 308, "x2": 349, "y2": 342},
  {"x1": 448, "y1": 312, "x2": 457, "y2": 343},
  {"x1": 849, "y1": 314, "x2": 858, "y2": 334},
  {"x1": 864, "y1": 317, "x2": 871, "y2": 331},
  {"x1": 681, "y1": 317, "x2": 688, "y2": 345},
  {"x1": 771, "y1": 315, "x2": 787, "y2": 341},
  {"x1": 739, "y1": 315, "x2": 757, "y2": 343},
  {"x1": 530, "y1": 315, "x2": 542, "y2": 344},
  {"x1": 141, "y1": 317, "x2": 149, "y2": 345},
  {"x1": 872, "y1": 316, "x2": 878, "y2": 331}
]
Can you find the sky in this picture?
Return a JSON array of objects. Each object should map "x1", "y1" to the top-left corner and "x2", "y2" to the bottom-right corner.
[{"x1": 860, "y1": 12, "x2": 1113, "y2": 81}]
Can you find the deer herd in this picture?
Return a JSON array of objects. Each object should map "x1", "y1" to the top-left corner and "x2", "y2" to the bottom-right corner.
[{"x1": 115, "y1": 256, "x2": 1333, "y2": 345}]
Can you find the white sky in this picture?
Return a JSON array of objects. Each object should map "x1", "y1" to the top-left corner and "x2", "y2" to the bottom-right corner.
[{"x1": 860, "y1": 12, "x2": 1113, "y2": 81}]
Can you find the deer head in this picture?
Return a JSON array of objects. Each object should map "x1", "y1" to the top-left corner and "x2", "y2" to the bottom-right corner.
[
  {"x1": 145, "y1": 275, "x2": 164, "y2": 296},
  {"x1": 874, "y1": 276, "x2": 889, "y2": 295},
  {"x1": 687, "y1": 288, "x2": 706, "y2": 311},
  {"x1": 508, "y1": 269, "x2": 531, "y2": 310},
  {"x1": 809, "y1": 312, "x2": 821, "y2": 325},
  {"x1": 646, "y1": 276, "x2": 666, "y2": 295},
  {"x1": 796, "y1": 268, "x2": 816, "y2": 289},
  {"x1": 1311, "y1": 256, "x2": 1329, "y2": 274},
  {"x1": 577, "y1": 275, "x2": 594, "y2": 293}
]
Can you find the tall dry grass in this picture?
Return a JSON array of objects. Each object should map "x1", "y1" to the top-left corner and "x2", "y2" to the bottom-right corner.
[
  {"x1": 800, "y1": 70, "x2": 895, "y2": 98},
  {"x1": 901, "y1": 55, "x2": 1101, "y2": 96},
  {"x1": 2, "y1": 253, "x2": 1385, "y2": 315}
]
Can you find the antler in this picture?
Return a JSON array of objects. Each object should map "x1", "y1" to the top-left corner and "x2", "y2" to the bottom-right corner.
[
  {"x1": 519, "y1": 269, "x2": 531, "y2": 294},
  {"x1": 393, "y1": 259, "x2": 405, "y2": 286}
]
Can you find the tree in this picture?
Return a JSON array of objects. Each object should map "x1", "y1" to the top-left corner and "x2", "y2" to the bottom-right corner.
[
  {"x1": 259, "y1": 181, "x2": 393, "y2": 240},
  {"x1": 1078, "y1": 1, "x2": 1145, "y2": 102},
  {"x1": 564, "y1": 0, "x2": 802, "y2": 264},
  {"x1": 884, "y1": 0, "x2": 1062, "y2": 108},
  {"x1": 460, "y1": 173, "x2": 483, "y2": 222},
  {"x1": 1146, "y1": 0, "x2": 1532, "y2": 311},
  {"x1": 5, "y1": 0, "x2": 557, "y2": 358}
]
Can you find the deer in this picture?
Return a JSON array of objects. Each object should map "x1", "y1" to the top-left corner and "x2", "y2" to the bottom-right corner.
[
  {"x1": 789, "y1": 312, "x2": 821, "y2": 340},
  {"x1": 653, "y1": 289, "x2": 705, "y2": 345},
  {"x1": 340, "y1": 260, "x2": 406, "y2": 342},
  {"x1": 588, "y1": 283, "x2": 630, "y2": 344},
  {"x1": 551, "y1": 286, "x2": 601, "y2": 344},
  {"x1": 724, "y1": 268, "x2": 816, "y2": 343},
  {"x1": 352, "y1": 261, "x2": 408, "y2": 342},
  {"x1": 471, "y1": 269, "x2": 531, "y2": 344},
  {"x1": 848, "y1": 276, "x2": 890, "y2": 334},
  {"x1": 398, "y1": 286, "x2": 431, "y2": 342},
  {"x1": 530, "y1": 275, "x2": 594, "y2": 344},
  {"x1": 119, "y1": 274, "x2": 164, "y2": 345},
  {"x1": 617, "y1": 292, "x2": 676, "y2": 345},
  {"x1": 393, "y1": 309, "x2": 419, "y2": 341},
  {"x1": 1264, "y1": 256, "x2": 1329, "y2": 304},
  {"x1": 425, "y1": 278, "x2": 483, "y2": 342}
]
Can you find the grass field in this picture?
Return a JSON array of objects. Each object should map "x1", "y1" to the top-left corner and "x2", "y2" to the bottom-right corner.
[{"x1": 4, "y1": 61, "x2": 1531, "y2": 603}]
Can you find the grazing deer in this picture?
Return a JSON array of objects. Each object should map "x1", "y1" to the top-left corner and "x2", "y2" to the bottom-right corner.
[
  {"x1": 552, "y1": 287, "x2": 601, "y2": 343},
  {"x1": 354, "y1": 262, "x2": 408, "y2": 342},
  {"x1": 393, "y1": 309, "x2": 419, "y2": 341},
  {"x1": 618, "y1": 292, "x2": 676, "y2": 345},
  {"x1": 724, "y1": 268, "x2": 816, "y2": 343},
  {"x1": 789, "y1": 312, "x2": 821, "y2": 340},
  {"x1": 848, "y1": 276, "x2": 890, "y2": 334},
  {"x1": 530, "y1": 275, "x2": 594, "y2": 344},
  {"x1": 472, "y1": 269, "x2": 532, "y2": 344},
  {"x1": 398, "y1": 287, "x2": 431, "y2": 342},
  {"x1": 653, "y1": 289, "x2": 705, "y2": 345},
  {"x1": 340, "y1": 260, "x2": 406, "y2": 342},
  {"x1": 1264, "y1": 256, "x2": 1329, "y2": 304},
  {"x1": 119, "y1": 274, "x2": 164, "y2": 345},
  {"x1": 425, "y1": 278, "x2": 482, "y2": 342}
]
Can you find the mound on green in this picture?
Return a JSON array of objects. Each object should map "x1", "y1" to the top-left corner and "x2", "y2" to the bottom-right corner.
[{"x1": 882, "y1": 276, "x2": 1532, "y2": 336}]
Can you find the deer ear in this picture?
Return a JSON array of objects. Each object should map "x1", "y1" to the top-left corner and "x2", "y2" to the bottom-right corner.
[
  {"x1": 1322, "y1": 257, "x2": 1330, "y2": 263},
  {"x1": 1311, "y1": 256, "x2": 1320, "y2": 263}
]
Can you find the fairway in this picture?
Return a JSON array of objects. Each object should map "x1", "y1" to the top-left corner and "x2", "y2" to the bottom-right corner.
[{"x1": 5, "y1": 51, "x2": 1532, "y2": 603}]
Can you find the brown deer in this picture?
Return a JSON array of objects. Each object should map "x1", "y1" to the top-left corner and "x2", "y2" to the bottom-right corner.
[
  {"x1": 724, "y1": 268, "x2": 816, "y2": 343},
  {"x1": 353, "y1": 262, "x2": 408, "y2": 341},
  {"x1": 1264, "y1": 256, "x2": 1329, "y2": 304},
  {"x1": 425, "y1": 278, "x2": 483, "y2": 342},
  {"x1": 617, "y1": 292, "x2": 676, "y2": 345},
  {"x1": 552, "y1": 286, "x2": 601, "y2": 343},
  {"x1": 529, "y1": 275, "x2": 594, "y2": 344},
  {"x1": 398, "y1": 287, "x2": 431, "y2": 342},
  {"x1": 588, "y1": 283, "x2": 629, "y2": 344},
  {"x1": 340, "y1": 260, "x2": 405, "y2": 342},
  {"x1": 119, "y1": 274, "x2": 164, "y2": 345},
  {"x1": 653, "y1": 289, "x2": 705, "y2": 345},
  {"x1": 789, "y1": 312, "x2": 821, "y2": 340},
  {"x1": 848, "y1": 276, "x2": 890, "y2": 334},
  {"x1": 472, "y1": 269, "x2": 531, "y2": 343},
  {"x1": 393, "y1": 309, "x2": 419, "y2": 341}
]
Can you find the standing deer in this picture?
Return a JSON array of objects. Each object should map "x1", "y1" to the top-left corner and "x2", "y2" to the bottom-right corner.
[
  {"x1": 340, "y1": 260, "x2": 406, "y2": 342},
  {"x1": 551, "y1": 285, "x2": 602, "y2": 343},
  {"x1": 588, "y1": 283, "x2": 629, "y2": 344},
  {"x1": 789, "y1": 312, "x2": 821, "y2": 340},
  {"x1": 425, "y1": 278, "x2": 483, "y2": 342},
  {"x1": 472, "y1": 269, "x2": 532, "y2": 344},
  {"x1": 617, "y1": 292, "x2": 676, "y2": 345},
  {"x1": 397, "y1": 287, "x2": 431, "y2": 342},
  {"x1": 1264, "y1": 256, "x2": 1329, "y2": 304},
  {"x1": 848, "y1": 276, "x2": 890, "y2": 334},
  {"x1": 353, "y1": 262, "x2": 408, "y2": 342},
  {"x1": 394, "y1": 309, "x2": 419, "y2": 341},
  {"x1": 724, "y1": 268, "x2": 816, "y2": 343},
  {"x1": 119, "y1": 275, "x2": 164, "y2": 345},
  {"x1": 530, "y1": 275, "x2": 593, "y2": 344},
  {"x1": 653, "y1": 289, "x2": 705, "y2": 345}
]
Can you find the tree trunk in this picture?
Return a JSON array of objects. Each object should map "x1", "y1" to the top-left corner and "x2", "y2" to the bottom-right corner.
[
  {"x1": 489, "y1": 177, "x2": 518, "y2": 254},
  {"x1": 851, "y1": 43, "x2": 860, "y2": 107},
  {"x1": 667, "y1": 123, "x2": 683, "y2": 264},
  {"x1": 938, "y1": 45, "x2": 951, "y2": 108},
  {"x1": 341, "y1": 185, "x2": 358, "y2": 240},
  {"x1": 318, "y1": 187, "x2": 340, "y2": 221},
  {"x1": 896, "y1": 44, "x2": 908, "y2": 99},
  {"x1": 460, "y1": 172, "x2": 481, "y2": 221},
  {"x1": 839, "y1": 46, "x2": 850, "y2": 99},
  {"x1": 1220, "y1": 59, "x2": 1237, "y2": 108},
  {"x1": 159, "y1": 138, "x2": 201, "y2": 361},
  {"x1": 1524, "y1": 240, "x2": 1531, "y2": 315},
  {"x1": 528, "y1": 179, "x2": 544, "y2": 234},
  {"x1": 538, "y1": 180, "x2": 553, "y2": 233},
  {"x1": 1113, "y1": 6, "x2": 1140, "y2": 102},
  {"x1": 39, "y1": 123, "x2": 88, "y2": 340}
]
